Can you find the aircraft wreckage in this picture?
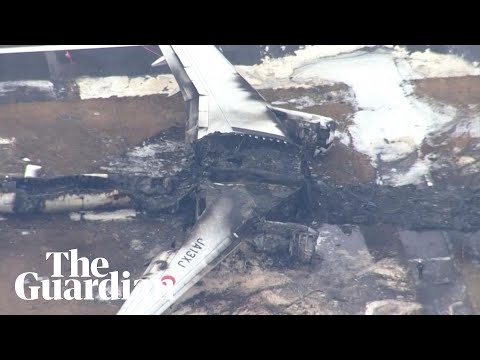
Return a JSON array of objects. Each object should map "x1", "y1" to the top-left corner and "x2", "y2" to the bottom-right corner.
[{"x1": 1, "y1": 45, "x2": 480, "y2": 314}]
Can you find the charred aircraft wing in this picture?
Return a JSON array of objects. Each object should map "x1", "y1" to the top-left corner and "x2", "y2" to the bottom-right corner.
[{"x1": 157, "y1": 45, "x2": 289, "y2": 143}]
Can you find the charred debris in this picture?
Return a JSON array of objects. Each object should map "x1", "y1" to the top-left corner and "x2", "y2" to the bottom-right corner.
[{"x1": 2, "y1": 127, "x2": 480, "y2": 264}]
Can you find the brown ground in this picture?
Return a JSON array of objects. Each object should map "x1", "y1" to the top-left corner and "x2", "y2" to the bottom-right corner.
[
  {"x1": 0, "y1": 214, "x2": 184, "y2": 315},
  {"x1": 260, "y1": 84, "x2": 355, "y2": 130},
  {"x1": 0, "y1": 94, "x2": 186, "y2": 177},
  {"x1": 414, "y1": 76, "x2": 480, "y2": 109},
  {"x1": 414, "y1": 76, "x2": 480, "y2": 187}
]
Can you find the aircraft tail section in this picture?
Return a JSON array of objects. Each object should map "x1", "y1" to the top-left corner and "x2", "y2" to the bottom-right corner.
[{"x1": 117, "y1": 187, "x2": 257, "y2": 315}]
